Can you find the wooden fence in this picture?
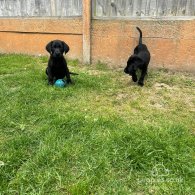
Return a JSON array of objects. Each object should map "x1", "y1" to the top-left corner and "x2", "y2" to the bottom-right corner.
[
  {"x1": 93, "y1": 0, "x2": 195, "y2": 17},
  {"x1": 0, "y1": 0, "x2": 195, "y2": 18},
  {"x1": 0, "y1": 0, "x2": 82, "y2": 17}
]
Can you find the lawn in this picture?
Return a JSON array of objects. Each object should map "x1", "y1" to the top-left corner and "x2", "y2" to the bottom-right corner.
[{"x1": 0, "y1": 54, "x2": 194, "y2": 194}]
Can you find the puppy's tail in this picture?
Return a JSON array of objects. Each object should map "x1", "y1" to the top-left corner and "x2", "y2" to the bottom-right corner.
[
  {"x1": 70, "y1": 72, "x2": 79, "y2": 75},
  {"x1": 136, "y1": 27, "x2": 142, "y2": 45}
]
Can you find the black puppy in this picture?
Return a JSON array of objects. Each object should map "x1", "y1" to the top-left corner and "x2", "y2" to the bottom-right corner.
[
  {"x1": 124, "y1": 27, "x2": 150, "y2": 86},
  {"x1": 46, "y1": 40, "x2": 76, "y2": 85}
]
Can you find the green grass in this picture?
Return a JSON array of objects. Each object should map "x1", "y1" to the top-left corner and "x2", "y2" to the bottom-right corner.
[{"x1": 0, "y1": 54, "x2": 194, "y2": 194}]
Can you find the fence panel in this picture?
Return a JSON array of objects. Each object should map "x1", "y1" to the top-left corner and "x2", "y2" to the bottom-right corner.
[
  {"x1": 55, "y1": 0, "x2": 82, "y2": 17},
  {"x1": 93, "y1": 0, "x2": 195, "y2": 17},
  {"x1": 0, "y1": 0, "x2": 82, "y2": 17}
]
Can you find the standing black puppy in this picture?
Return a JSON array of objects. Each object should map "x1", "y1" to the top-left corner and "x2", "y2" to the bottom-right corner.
[
  {"x1": 46, "y1": 40, "x2": 72, "y2": 85},
  {"x1": 124, "y1": 27, "x2": 150, "y2": 86}
]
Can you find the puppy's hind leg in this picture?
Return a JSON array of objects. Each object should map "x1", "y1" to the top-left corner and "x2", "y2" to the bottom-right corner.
[{"x1": 64, "y1": 66, "x2": 72, "y2": 84}]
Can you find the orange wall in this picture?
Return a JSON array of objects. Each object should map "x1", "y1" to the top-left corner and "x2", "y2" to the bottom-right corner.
[
  {"x1": 0, "y1": 18, "x2": 195, "y2": 72},
  {"x1": 0, "y1": 18, "x2": 83, "y2": 60},
  {"x1": 91, "y1": 19, "x2": 195, "y2": 72}
]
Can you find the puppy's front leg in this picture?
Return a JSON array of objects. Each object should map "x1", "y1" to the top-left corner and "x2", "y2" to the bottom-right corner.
[
  {"x1": 138, "y1": 69, "x2": 147, "y2": 86},
  {"x1": 132, "y1": 72, "x2": 138, "y2": 82},
  {"x1": 46, "y1": 67, "x2": 54, "y2": 85}
]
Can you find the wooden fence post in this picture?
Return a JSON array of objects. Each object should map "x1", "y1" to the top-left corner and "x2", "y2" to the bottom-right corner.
[{"x1": 83, "y1": 0, "x2": 91, "y2": 64}]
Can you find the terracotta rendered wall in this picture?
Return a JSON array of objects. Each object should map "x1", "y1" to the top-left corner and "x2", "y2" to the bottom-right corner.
[
  {"x1": 0, "y1": 18, "x2": 83, "y2": 60},
  {"x1": 91, "y1": 19, "x2": 195, "y2": 72},
  {"x1": 0, "y1": 18, "x2": 195, "y2": 72}
]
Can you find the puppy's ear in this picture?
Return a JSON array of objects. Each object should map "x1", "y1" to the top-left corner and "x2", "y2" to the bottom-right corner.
[
  {"x1": 61, "y1": 41, "x2": 70, "y2": 54},
  {"x1": 46, "y1": 41, "x2": 53, "y2": 53}
]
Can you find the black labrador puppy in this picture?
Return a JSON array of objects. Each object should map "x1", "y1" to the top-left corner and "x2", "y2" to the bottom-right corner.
[
  {"x1": 46, "y1": 40, "x2": 75, "y2": 85},
  {"x1": 124, "y1": 27, "x2": 150, "y2": 86}
]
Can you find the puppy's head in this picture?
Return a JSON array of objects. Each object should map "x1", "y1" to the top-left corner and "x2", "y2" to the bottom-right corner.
[
  {"x1": 46, "y1": 40, "x2": 69, "y2": 58},
  {"x1": 124, "y1": 55, "x2": 143, "y2": 75}
]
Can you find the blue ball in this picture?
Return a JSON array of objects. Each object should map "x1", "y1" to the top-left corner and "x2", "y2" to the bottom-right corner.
[{"x1": 54, "y1": 79, "x2": 66, "y2": 88}]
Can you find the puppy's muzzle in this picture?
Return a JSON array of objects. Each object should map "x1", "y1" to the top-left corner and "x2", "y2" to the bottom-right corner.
[
  {"x1": 124, "y1": 67, "x2": 128, "y2": 74},
  {"x1": 53, "y1": 50, "x2": 62, "y2": 58},
  {"x1": 124, "y1": 67, "x2": 132, "y2": 75}
]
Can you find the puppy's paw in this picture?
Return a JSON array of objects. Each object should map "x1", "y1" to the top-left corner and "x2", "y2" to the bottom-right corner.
[
  {"x1": 138, "y1": 81, "x2": 144, "y2": 87},
  {"x1": 70, "y1": 81, "x2": 75, "y2": 85},
  {"x1": 132, "y1": 77, "x2": 138, "y2": 82},
  {"x1": 67, "y1": 79, "x2": 72, "y2": 84},
  {"x1": 48, "y1": 81, "x2": 54, "y2": 85}
]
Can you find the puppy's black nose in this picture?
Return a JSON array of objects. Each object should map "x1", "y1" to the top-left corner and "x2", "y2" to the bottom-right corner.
[
  {"x1": 124, "y1": 68, "x2": 128, "y2": 74},
  {"x1": 54, "y1": 51, "x2": 61, "y2": 57}
]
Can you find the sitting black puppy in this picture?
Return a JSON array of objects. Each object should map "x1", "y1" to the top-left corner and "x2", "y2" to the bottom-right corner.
[
  {"x1": 46, "y1": 40, "x2": 77, "y2": 85},
  {"x1": 124, "y1": 27, "x2": 150, "y2": 86}
]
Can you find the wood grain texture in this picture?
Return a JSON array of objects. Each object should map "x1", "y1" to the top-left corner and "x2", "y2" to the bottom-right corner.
[
  {"x1": 0, "y1": 0, "x2": 194, "y2": 18},
  {"x1": 0, "y1": 0, "x2": 82, "y2": 17},
  {"x1": 93, "y1": 0, "x2": 195, "y2": 17}
]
